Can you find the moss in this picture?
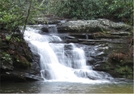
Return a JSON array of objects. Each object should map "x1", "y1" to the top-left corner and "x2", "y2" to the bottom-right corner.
[
  {"x1": 104, "y1": 62, "x2": 133, "y2": 79},
  {"x1": 109, "y1": 52, "x2": 127, "y2": 64},
  {"x1": 1, "y1": 52, "x2": 14, "y2": 70},
  {"x1": 0, "y1": 26, "x2": 34, "y2": 82},
  {"x1": 105, "y1": 51, "x2": 133, "y2": 79},
  {"x1": 1, "y1": 52, "x2": 12, "y2": 61},
  {"x1": 14, "y1": 54, "x2": 31, "y2": 69},
  {"x1": 5, "y1": 34, "x2": 33, "y2": 69}
]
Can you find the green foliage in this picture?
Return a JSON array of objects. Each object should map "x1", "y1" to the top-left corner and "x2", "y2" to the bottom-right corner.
[
  {"x1": 5, "y1": 35, "x2": 11, "y2": 40},
  {"x1": 0, "y1": 0, "x2": 44, "y2": 31},
  {"x1": 46, "y1": 0, "x2": 133, "y2": 25},
  {"x1": 115, "y1": 65, "x2": 133, "y2": 78},
  {"x1": 2, "y1": 52, "x2": 12, "y2": 63},
  {"x1": 14, "y1": 55, "x2": 32, "y2": 68}
]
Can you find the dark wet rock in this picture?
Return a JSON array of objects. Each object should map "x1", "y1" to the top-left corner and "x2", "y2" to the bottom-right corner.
[
  {"x1": 68, "y1": 33, "x2": 94, "y2": 39},
  {"x1": 24, "y1": 73, "x2": 43, "y2": 81},
  {"x1": 0, "y1": 72, "x2": 27, "y2": 82},
  {"x1": 0, "y1": 71, "x2": 43, "y2": 82},
  {"x1": 41, "y1": 70, "x2": 52, "y2": 80},
  {"x1": 41, "y1": 25, "x2": 49, "y2": 33},
  {"x1": 65, "y1": 35, "x2": 75, "y2": 40},
  {"x1": 48, "y1": 20, "x2": 61, "y2": 24},
  {"x1": 81, "y1": 35, "x2": 133, "y2": 79},
  {"x1": 64, "y1": 44, "x2": 74, "y2": 50},
  {"x1": 41, "y1": 25, "x2": 58, "y2": 34},
  {"x1": 0, "y1": 30, "x2": 42, "y2": 82}
]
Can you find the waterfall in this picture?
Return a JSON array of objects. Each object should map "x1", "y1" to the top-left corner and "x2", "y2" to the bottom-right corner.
[{"x1": 24, "y1": 25, "x2": 113, "y2": 83}]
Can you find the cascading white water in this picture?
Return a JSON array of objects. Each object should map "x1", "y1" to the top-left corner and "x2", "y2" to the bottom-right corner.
[{"x1": 24, "y1": 25, "x2": 113, "y2": 83}]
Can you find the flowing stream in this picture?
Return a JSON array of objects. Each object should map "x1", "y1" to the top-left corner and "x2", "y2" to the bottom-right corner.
[
  {"x1": 0, "y1": 80, "x2": 133, "y2": 93},
  {"x1": 23, "y1": 25, "x2": 113, "y2": 83}
]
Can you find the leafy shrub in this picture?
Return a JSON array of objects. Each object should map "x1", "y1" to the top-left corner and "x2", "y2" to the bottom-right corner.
[
  {"x1": 46, "y1": 0, "x2": 133, "y2": 25},
  {"x1": 0, "y1": 0, "x2": 44, "y2": 31}
]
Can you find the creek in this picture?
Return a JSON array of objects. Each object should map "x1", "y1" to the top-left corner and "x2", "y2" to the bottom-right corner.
[{"x1": 0, "y1": 80, "x2": 133, "y2": 93}]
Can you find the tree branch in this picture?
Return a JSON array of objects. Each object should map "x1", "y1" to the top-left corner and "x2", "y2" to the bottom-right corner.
[{"x1": 22, "y1": 0, "x2": 32, "y2": 35}]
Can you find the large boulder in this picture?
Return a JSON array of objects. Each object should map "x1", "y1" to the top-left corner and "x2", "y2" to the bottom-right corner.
[
  {"x1": 57, "y1": 19, "x2": 132, "y2": 33},
  {"x1": 0, "y1": 31, "x2": 42, "y2": 82}
]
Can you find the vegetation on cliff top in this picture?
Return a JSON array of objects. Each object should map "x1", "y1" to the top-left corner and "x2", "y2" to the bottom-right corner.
[
  {"x1": 0, "y1": 0, "x2": 133, "y2": 31},
  {"x1": 0, "y1": 0, "x2": 44, "y2": 31},
  {"x1": 45, "y1": 0, "x2": 133, "y2": 25}
]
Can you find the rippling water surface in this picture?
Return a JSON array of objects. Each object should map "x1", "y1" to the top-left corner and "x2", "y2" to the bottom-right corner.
[{"x1": 0, "y1": 80, "x2": 133, "y2": 93}]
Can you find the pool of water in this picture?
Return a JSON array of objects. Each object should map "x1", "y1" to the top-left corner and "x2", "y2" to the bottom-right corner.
[{"x1": 0, "y1": 79, "x2": 133, "y2": 93}]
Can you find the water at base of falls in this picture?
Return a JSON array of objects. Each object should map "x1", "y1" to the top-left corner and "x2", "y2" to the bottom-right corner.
[{"x1": 24, "y1": 25, "x2": 113, "y2": 83}]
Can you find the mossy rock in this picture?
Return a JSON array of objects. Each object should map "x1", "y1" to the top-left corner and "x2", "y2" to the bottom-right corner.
[
  {"x1": 0, "y1": 52, "x2": 14, "y2": 71},
  {"x1": 13, "y1": 54, "x2": 31, "y2": 69},
  {"x1": 105, "y1": 51, "x2": 133, "y2": 79}
]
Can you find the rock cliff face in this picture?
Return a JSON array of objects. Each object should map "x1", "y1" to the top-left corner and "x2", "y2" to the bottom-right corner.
[
  {"x1": 0, "y1": 30, "x2": 42, "y2": 82},
  {"x1": 0, "y1": 19, "x2": 133, "y2": 82},
  {"x1": 42, "y1": 19, "x2": 133, "y2": 79},
  {"x1": 56, "y1": 19, "x2": 131, "y2": 33}
]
